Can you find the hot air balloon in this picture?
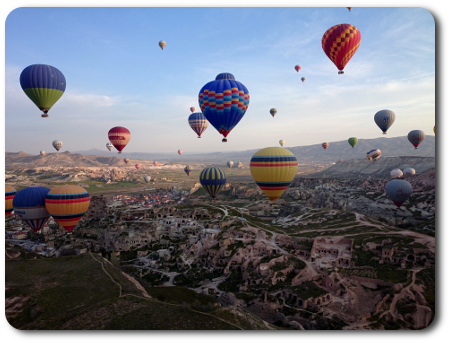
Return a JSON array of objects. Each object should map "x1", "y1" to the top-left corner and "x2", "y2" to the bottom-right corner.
[
  {"x1": 190, "y1": 107, "x2": 195, "y2": 113},
  {"x1": 279, "y1": 140, "x2": 285, "y2": 147},
  {"x1": 199, "y1": 167, "x2": 227, "y2": 199},
  {"x1": 367, "y1": 149, "x2": 381, "y2": 162},
  {"x1": 270, "y1": 108, "x2": 277, "y2": 118},
  {"x1": 347, "y1": 7, "x2": 352, "y2": 12},
  {"x1": 294, "y1": 65, "x2": 301, "y2": 72},
  {"x1": 153, "y1": 161, "x2": 158, "y2": 166},
  {"x1": 250, "y1": 147, "x2": 298, "y2": 202},
  {"x1": 385, "y1": 179, "x2": 413, "y2": 208},
  {"x1": 199, "y1": 72, "x2": 250, "y2": 142},
  {"x1": 52, "y1": 140, "x2": 62, "y2": 152},
  {"x1": 403, "y1": 168, "x2": 416, "y2": 177},
  {"x1": 135, "y1": 164, "x2": 141, "y2": 170},
  {"x1": 178, "y1": 150, "x2": 182, "y2": 155},
  {"x1": 301, "y1": 77, "x2": 306, "y2": 82},
  {"x1": 390, "y1": 168, "x2": 403, "y2": 179},
  {"x1": 106, "y1": 143, "x2": 113, "y2": 151},
  {"x1": 322, "y1": 142, "x2": 329, "y2": 150},
  {"x1": 433, "y1": 125, "x2": 435, "y2": 134},
  {"x1": 144, "y1": 176, "x2": 151, "y2": 183},
  {"x1": 40, "y1": 150, "x2": 45, "y2": 157},
  {"x1": 124, "y1": 158, "x2": 130, "y2": 164},
  {"x1": 408, "y1": 130, "x2": 425, "y2": 149},
  {"x1": 227, "y1": 161, "x2": 234, "y2": 169},
  {"x1": 108, "y1": 126, "x2": 130, "y2": 154},
  {"x1": 348, "y1": 137, "x2": 358, "y2": 148},
  {"x1": 45, "y1": 185, "x2": 90, "y2": 233},
  {"x1": 5, "y1": 186, "x2": 17, "y2": 219},
  {"x1": 184, "y1": 165, "x2": 193, "y2": 177},
  {"x1": 13, "y1": 186, "x2": 51, "y2": 232},
  {"x1": 19, "y1": 64, "x2": 66, "y2": 117},
  {"x1": 188, "y1": 112, "x2": 209, "y2": 138},
  {"x1": 159, "y1": 41, "x2": 166, "y2": 50},
  {"x1": 322, "y1": 24, "x2": 361, "y2": 74},
  {"x1": 374, "y1": 110, "x2": 395, "y2": 134}
]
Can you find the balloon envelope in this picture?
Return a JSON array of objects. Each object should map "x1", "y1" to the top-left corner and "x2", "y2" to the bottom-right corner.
[
  {"x1": 367, "y1": 149, "x2": 381, "y2": 162},
  {"x1": 348, "y1": 137, "x2": 358, "y2": 148},
  {"x1": 301, "y1": 77, "x2": 306, "y2": 82},
  {"x1": 250, "y1": 147, "x2": 298, "y2": 202},
  {"x1": 144, "y1": 176, "x2": 151, "y2": 183},
  {"x1": 5, "y1": 186, "x2": 17, "y2": 219},
  {"x1": 322, "y1": 142, "x2": 329, "y2": 150},
  {"x1": 403, "y1": 168, "x2": 416, "y2": 177},
  {"x1": 199, "y1": 167, "x2": 227, "y2": 199},
  {"x1": 159, "y1": 41, "x2": 166, "y2": 50},
  {"x1": 188, "y1": 112, "x2": 209, "y2": 138},
  {"x1": 106, "y1": 143, "x2": 113, "y2": 151},
  {"x1": 294, "y1": 65, "x2": 301, "y2": 72},
  {"x1": 374, "y1": 110, "x2": 396, "y2": 134},
  {"x1": 279, "y1": 140, "x2": 285, "y2": 147},
  {"x1": 190, "y1": 107, "x2": 195, "y2": 113},
  {"x1": 408, "y1": 130, "x2": 425, "y2": 149},
  {"x1": 13, "y1": 186, "x2": 51, "y2": 232},
  {"x1": 184, "y1": 165, "x2": 193, "y2": 176},
  {"x1": 385, "y1": 180, "x2": 413, "y2": 208},
  {"x1": 52, "y1": 140, "x2": 63, "y2": 151},
  {"x1": 178, "y1": 150, "x2": 182, "y2": 155},
  {"x1": 390, "y1": 168, "x2": 403, "y2": 179},
  {"x1": 227, "y1": 161, "x2": 234, "y2": 169},
  {"x1": 20, "y1": 64, "x2": 66, "y2": 116},
  {"x1": 153, "y1": 161, "x2": 158, "y2": 166},
  {"x1": 199, "y1": 73, "x2": 250, "y2": 141},
  {"x1": 108, "y1": 126, "x2": 130, "y2": 153},
  {"x1": 40, "y1": 150, "x2": 45, "y2": 156},
  {"x1": 322, "y1": 24, "x2": 361, "y2": 74},
  {"x1": 124, "y1": 158, "x2": 130, "y2": 164},
  {"x1": 45, "y1": 185, "x2": 90, "y2": 232},
  {"x1": 270, "y1": 108, "x2": 277, "y2": 117},
  {"x1": 135, "y1": 164, "x2": 141, "y2": 170}
]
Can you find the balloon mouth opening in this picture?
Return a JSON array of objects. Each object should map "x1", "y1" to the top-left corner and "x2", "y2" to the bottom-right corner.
[
  {"x1": 338, "y1": 70, "x2": 344, "y2": 74},
  {"x1": 41, "y1": 114, "x2": 48, "y2": 117}
]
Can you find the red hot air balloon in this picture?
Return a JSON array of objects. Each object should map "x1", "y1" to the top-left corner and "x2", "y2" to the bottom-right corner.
[
  {"x1": 135, "y1": 164, "x2": 141, "y2": 170},
  {"x1": 322, "y1": 142, "x2": 329, "y2": 150},
  {"x1": 294, "y1": 65, "x2": 301, "y2": 72},
  {"x1": 153, "y1": 161, "x2": 158, "y2": 166},
  {"x1": 108, "y1": 126, "x2": 130, "y2": 154},
  {"x1": 178, "y1": 150, "x2": 182, "y2": 155},
  {"x1": 190, "y1": 107, "x2": 195, "y2": 113},
  {"x1": 322, "y1": 24, "x2": 361, "y2": 74}
]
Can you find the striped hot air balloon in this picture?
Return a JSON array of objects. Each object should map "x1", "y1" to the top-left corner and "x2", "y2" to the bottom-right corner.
[
  {"x1": 124, "y1": 158, "x2": 130, "y2": 164},
  {"x1": 322, "y1": 142, "x2": 329, "y2": 150},
  {"x1": 52, "y1": 140, "x2": 63, "y2": 152},
  {"x1": 374, "y1": 110, "x2": 396, "y2": 134},
  {"x1": 390, "y1": 168, "x2": 403, "y2": 179},
  {"x1": 385, "y1": 179, "x2": 413, "y2": 208},
  {"x1": 403, "y1": 168, "x2": 416, "y2": 177},
  {"x1": 108, "y1": 126, "x2": 130, "y2": 154},
  {"x1": 13, "y1": 186, "x2": 51, "y2": 232},
  {"x1": 250, "y1": 147, "x2": 298, "y2": 202},
  {"x1": 348, "y1": 137, "x2": 358, "y2": 148},
  {"x1": 322, "y1": 24, "x2": 361, "y2": 74},
  {"x1": 135, "y1": 164, "x2": 141, "y2": 170},
  {"x1": 367, "y1": 149, "x2": 381, "y2": 162},
  {"x1": 184, "y1": 165, "x2": 193, "y2": 176},
  {"x1": 408, "y1": 130, "x2": 425, "y2": 149},
  {"x1": 188, "y1": 112, "x2": 209, "y2": 138},
  {"x1": 5, "y1": 186, "x2": 17, "y2": 219},
  {"x1": 19, "y1": 64, "x2": 66, "y2": 117},
  {"x1": 270, "y1": 108, "x2": 277, "y2": 118},
  {"x1": 199, "y1": 167, "x2": 227, "y2": 199},
  {"x1": 45, "y1": 185, "x2": 90, "y2": 233},
  {"x1": 159, "y1": 41, "x2": 166, "y2": 50}
]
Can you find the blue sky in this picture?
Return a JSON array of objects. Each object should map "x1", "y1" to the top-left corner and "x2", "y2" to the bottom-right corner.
[{"x1": 4, "y1": 6, "x2": 435, "y2": 154}]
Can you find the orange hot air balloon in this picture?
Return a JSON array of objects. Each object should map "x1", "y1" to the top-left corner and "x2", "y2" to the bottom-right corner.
[
  {"x1": 153, "y1": 161, "x2": 158, "y2": 166},
  {"x1": 5, "y1": 186, "x2": 17, "y2": 219},
  {"x1": 347, "y1": 7, "x2": 352, "y2": 12},
  {"x1": 45, "y1": 185, "x2": 90, "y2": 233},
  {"x1": 190, "y1": 107, "x2": 195, "y2": 113},
  {"x1": 178, "y1": 150, "x2": 182, "y2": 155},
  {"x1": 135, "y1": 164, "x2": 141, "y2": 170},
  {"x1": 124, "y1": 158, "x2": 130, "y2": 164},
  {"x1": 322, "y1": 23, "x2": 361, "y2": 74},
  {"x1": 322, "y1": 142, "x2": 329, "y2": 150}
]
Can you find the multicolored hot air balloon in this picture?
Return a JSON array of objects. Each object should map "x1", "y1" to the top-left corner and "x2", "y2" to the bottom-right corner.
[
  {"x1": 108, "y1": 126, "x2": 130, "y2": 154},
  {"x1": 279, "y1": 140, "x2": 285, "y2": 147},
  {"x1": 159, "y1": 41, "x2": 166, "y2": 50},
  {"x1": 301, "y1": 77, "x2": 306, "y2": 82},
  {"x1": 322, "y1": 142, "x2": 329, "y2": 150},
  {"x1": 153, "y1": 161, "x2": 158, "y2": 166},
  {"x1": 385, "y1": 179, "x2": 413, "y2": 208},
  {"x1": 190, "y1": 107, "x2": 195, "y2": 113},
  {"x1": 390, "y1": 168, "x2": 403, "y2": 179},
  {"x1": 106, "y1": 143, "x2": 113, "y2": 151},
  {"x1": 20, "y1": 64, "x2": 66, "y2": 117},
  {"x1": 124, "y1": 158, "x2": 130, "y2": 164},
  {"x1": 199, "y1": 167, "x2": 227, "y2": 199},
  {"x1": 45, "y1": 185, "x2": 90, "y2": 233},
  {"x1": 367, "y1": 149, "x2": 381, "y2": 162},
  {"x1": 52, "y1": 140, "x2": 62, "y2": 152},
  {"x1": 322, "y1": 24, "x2": 361, "y2": 74},
  {"x1": 227, "y1": 161, "x2": 234, "y2": 169},
  {"x1": 250, "y1": 147, "x2": 298, "y2": 202},
  {"x1": 13, "y1": 186, "x2": 51, "y2": 232},
  {"x1": 199, "y1": 72, "x2": 250, "y2": 142},
  {"x1": 40, "y1": 150, "x2": 45, "y2": 157},
  {"x1": 135, "y1": 164, "x2": 141, "y2": 170},
  {"x1": 5, "y1": 186, "x2": 17, "y2": 219},
  {"x1": 294, "y1": 65, "x2": 301, "y2": 72},
  {"x1": 178, "y1": 150, "x2": 182, "y2": 155},
  {"x1": 184, "y1": 165, "x2": 193, "y2": 177},
  {"x1": 403, "y1": 168, "x2": 416, "y2": 177},
  {"x1": 374, "y1": 110, "x2": 395, "y2": 134},
  {"x1": 348, "y1": 137, "x2": 358, "y2": 148},
  {"x1": 144, "y1": 176, "x2": 151, "y2": 183},
  {"x1": 270, "y1": 108, "x2": 277, "y2": 118},
  {"x1": 408, "y1": 130, "x2": 425, "y2": 149},
  {"x1": 188, "y1": 112, "x2": 209, "y2": 138}
]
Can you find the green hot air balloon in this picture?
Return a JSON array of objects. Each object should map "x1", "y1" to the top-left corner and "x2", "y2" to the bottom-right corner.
[{"x1": 348, "y1": 137, "x2": 358, "y2": 148}]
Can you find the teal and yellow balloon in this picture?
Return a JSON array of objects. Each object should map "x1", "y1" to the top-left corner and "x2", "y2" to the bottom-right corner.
[
  {"x1": 199, "y1": 167, "x2": 227, "y2": 199},
  {"x1": 250, "y1": 147, "x2": 298, "y2": 202},
  {"x1": 20, "y1": 64, "x2": 66, "y2": 118},
  {"x1": 348, "y1": 137, "x2": 358, "y2": 148}
]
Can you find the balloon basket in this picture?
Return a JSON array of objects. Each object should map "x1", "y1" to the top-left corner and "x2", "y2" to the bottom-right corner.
[
  {"x1": 41, "y1": 114, "x2": 48, "y2": 118},
  {"x1": 222, "y1": 138, "x2": 227, "y2": 142},
  {"x1": 338, "y1": 71, "x2": 344, "y2": 74}
]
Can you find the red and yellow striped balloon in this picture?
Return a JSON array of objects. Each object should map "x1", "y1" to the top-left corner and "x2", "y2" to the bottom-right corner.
[
  {"x1": 5, "y1": 185, "x2": 17, "y2": 219},
  {"x1": 45, "y1": 185, "x2": 90, "y2": 232}
]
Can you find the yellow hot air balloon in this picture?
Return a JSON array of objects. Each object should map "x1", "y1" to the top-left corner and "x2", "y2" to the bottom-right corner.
[
  {"x1": 159, "y1": 40, "x2": 166, "y2": 50},
  {"x1": 250, "y1": 147, "x2": 298, "y2": 202},
  {"x1": 5, "y1": 185, "x2": 17, "y2": 219}
]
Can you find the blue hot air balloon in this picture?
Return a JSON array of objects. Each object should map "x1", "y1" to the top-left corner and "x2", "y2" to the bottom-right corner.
[
  {"x1": 20, "y1": 64, "x2": 66, "y2": 118},
  {"x1": 374, "y1": 110, "x2": 395, "y2": 134},
  {"x1": 198, "y1": 72, "x2": 250, "y2": 142},
  {"x1": 12, "y1": 186, "x2": 51, "y2": 233},
  {"x1": 199, "y1": 167, "x2": 227, "y2": 198}
]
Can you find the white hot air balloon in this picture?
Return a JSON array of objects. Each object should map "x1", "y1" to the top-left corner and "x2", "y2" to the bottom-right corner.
[
  {"x1": 279, "y1": 140, "x2": 285, "y2": 147},
  {"x1": 106, "y1": 143, "x2": 113, "y2": 151},
  {"x1": 390, "y1": 168, "x2": 403, "y2": 179},
  {"x1": 403, "y1": 168, "x2": 416, "y2": 177},
  {"x1": 227, "y1": 161, "x2": 234, "y2": 169},
  {"x1": 52, "y1": 140, "x2": 63, "y2": 152}
]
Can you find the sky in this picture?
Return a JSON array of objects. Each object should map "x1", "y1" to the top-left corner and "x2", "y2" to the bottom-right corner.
[{"x1": 4, "y1": 5, "x2": 436, "y2": 155}]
